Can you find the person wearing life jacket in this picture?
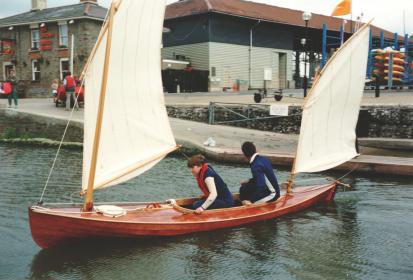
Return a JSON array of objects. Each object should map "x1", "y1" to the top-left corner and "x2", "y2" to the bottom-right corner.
[
  {"x1": 63, "y1": 72, "x2": 78, "y2": 110},
  {"x1": 187, "y1": 154, "x2": 234, "y2": 214},
  {"x1": 239, "y1": 142, "x2": 280, "y2": 205},
  {"x1": 74, "y1": 80, "x2": 85, "y2": 103},
  {"x1": 5, "y1": 69, "x2": 18, "y2": 109}
]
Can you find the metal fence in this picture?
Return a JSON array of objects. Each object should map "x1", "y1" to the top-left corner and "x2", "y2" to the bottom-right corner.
[{"x1": 208, "y1": 102, "x2": 300, "y2": 125}]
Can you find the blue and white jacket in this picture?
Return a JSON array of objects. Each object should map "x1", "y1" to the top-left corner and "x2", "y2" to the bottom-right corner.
[{"x1": 250, "y1": 153, "x2": 280, "y2": 203}]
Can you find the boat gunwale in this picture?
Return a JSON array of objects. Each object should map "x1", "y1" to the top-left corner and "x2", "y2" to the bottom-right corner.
[{"x1": 29, "y1": 183, "x2": 336, "y2": 225}]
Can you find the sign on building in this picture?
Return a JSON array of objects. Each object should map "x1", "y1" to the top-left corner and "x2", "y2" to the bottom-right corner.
[{"x1": 264, "y1": 68, "x2": 272, "y2": 81}]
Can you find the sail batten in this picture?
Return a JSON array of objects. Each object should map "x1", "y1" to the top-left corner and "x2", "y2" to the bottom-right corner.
[
  {"x1": 293, "y1": 23, "x2": 371, "y2": 174},
  {"x1": 82, "y1": 0, "x2": 175, "y2": 191}
]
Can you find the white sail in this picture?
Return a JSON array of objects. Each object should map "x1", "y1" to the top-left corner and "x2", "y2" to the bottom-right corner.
[
  {"x1": 82, "y1": 0, "x2": 176, "y2": 191},
  {"x1": 293, "y1": 24, "x2": 370, "y2": 174}
]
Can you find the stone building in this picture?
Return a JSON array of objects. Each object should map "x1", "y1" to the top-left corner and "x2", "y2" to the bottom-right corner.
[{"x1": 0, "y1": 0, "x2": 106, "y2": 97}]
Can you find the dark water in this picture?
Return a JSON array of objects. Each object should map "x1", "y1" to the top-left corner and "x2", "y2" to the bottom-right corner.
[{"x1": 0, "y1": 145, "x2": 412, "y2": 280}]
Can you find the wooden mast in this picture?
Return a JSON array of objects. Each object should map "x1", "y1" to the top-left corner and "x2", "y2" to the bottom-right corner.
[{"x1": 83, "y1": 3, "x2": 116, "y2": 211}]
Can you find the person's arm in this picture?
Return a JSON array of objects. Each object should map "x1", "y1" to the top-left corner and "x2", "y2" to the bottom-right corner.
[
  {"x1": 9, "y1": 76, "x2": 17, "y2": 85},
  {"x1": 197, "y1": 177, "x2": 218, "y2": 212},
  {"x1": 251, "y1": 164, "x2": 266, "y2": 188}
]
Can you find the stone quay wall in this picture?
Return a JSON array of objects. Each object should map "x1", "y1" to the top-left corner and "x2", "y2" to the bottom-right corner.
[
  {"x1": 0, "y1": 105, "x2": 411, "y2": 142},
  {"x1": 166, "y1": 105, "x2": 413, "y2": 139},
  {"x1": 0, "y1": 109, "x2": 82, "y2": 142}
]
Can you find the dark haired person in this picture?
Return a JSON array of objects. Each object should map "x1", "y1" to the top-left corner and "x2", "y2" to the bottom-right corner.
[
  {"x1": 63, "y1": 71, "x2": 78, "y2": 110},
  {"x1": 240, "y1": 141, "x2": 280, "y2": 204},
  {"x1": 187, "y1": 154, "x2": 234, "y2": 214},
  {"x1": 6, "y1": 70, "x2": 18, "y2": 109}
]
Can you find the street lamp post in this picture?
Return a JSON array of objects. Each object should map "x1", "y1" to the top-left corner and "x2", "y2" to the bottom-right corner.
[{"x1": 302, "y1": 11, "x2": 312, "y2": 98}]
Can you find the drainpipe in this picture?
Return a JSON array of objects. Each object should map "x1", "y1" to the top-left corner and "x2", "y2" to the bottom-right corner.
[
  {"x1": 70, "y1": 34, "x2": 75, "y2": 74},
  {"x1": 249, "y1": 20, "x2": 261, "y2": 89}
]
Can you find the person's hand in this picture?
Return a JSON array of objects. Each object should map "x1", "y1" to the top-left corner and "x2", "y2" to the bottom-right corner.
[
  {"x1": 195, "y1": 207, "x2": 204, "y2": 214},
  {"x1": 242, "y1": 200, "x2": 252, "y2": 206},
  {"x1": 240, "y1": 179, "x2": 249, "y2": 186}
]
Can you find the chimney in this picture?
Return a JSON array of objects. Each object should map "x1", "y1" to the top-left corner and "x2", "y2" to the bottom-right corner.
[{"x1": 31, "y1": 0, "x2": 47, "y2": 10}]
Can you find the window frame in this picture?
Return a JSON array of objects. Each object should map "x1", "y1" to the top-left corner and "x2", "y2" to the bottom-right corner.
[
  {"x1": 58, "y1": 23, "x2": 69, "y2": 47},
  {"x1": 60, "y1": 58, "x2": 70, "y2": 80},
  {"x1": 32, "y1": 60, "x2": 40, "y2": 81},
  {"x1": 31, "y1": 29, "x2": 40, "y2": 50}
]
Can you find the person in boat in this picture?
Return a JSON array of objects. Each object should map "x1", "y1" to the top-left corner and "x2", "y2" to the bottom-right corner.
[
  {"x1": 187, "y1": 154, "x2": 234, "y2": 214},
  {"x1": 239, "y1": 142, "x2": 280, "y2": 204}
]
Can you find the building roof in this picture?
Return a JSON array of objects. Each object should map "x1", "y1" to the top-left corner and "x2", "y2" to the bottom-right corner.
[
  {"x1": 165, "y1": 0, "x2": 400, "y2": 41},
  {"x1": 0, "y1": 2, "x2": 107, "y2": 28}
]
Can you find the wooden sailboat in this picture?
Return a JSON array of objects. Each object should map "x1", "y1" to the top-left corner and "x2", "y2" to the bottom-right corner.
[{"x1": 28, "y1": 0, "x2": 371, "y2": 249}]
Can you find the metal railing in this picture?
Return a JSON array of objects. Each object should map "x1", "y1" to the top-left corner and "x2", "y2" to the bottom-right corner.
[{"x1": 208, "y1": 102, "x2": 299, "y2": 125}]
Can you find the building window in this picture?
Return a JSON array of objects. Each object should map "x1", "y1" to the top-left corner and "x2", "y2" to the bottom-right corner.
[
  {"x1": 59, "y1": 24, "x2": 68, "y2": 47},
  {"x1": 211, "y1": 67, "x2": 216, "y2": 77},
  {"x1": 31, "y1": 29, "x2": 40, "y2": 49},
  {"x1": 60, "y1": 58, "x2": 70, "y2": 80},
  {"x1": 32, "y1": 60, "x2": 40, "y2": 81}
]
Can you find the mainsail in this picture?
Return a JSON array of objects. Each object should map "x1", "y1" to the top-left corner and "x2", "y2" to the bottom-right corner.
[
  {"x1": 82, "y1": 0, "x2": 176, "y2": 191},
  {"x1": 293, "y1": 24, "x2": 370, "y2": 174}
]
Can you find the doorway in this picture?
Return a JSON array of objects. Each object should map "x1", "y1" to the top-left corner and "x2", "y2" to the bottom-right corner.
[{"x1": 3, "y1": 63, "x2": 15, "y2": 80}]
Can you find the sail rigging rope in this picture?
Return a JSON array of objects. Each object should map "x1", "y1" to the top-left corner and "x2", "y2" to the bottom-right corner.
[
  {"x1": 38, "y1": 80, "x2": 86, "y2": 205},
  {"x1": 37, "y1": 10, "x2": 111, "y2": 205},
  {"x1": 284, "y1": 163, "x2": 360, "y2": 188}
]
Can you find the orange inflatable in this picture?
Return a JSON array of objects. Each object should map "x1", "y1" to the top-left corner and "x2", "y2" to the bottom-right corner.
[
  {"x1": 384, "y1": 57, "x2": 405, "y2": 65},
  {"x1": 384, "y1": 70, "x2": 404, "y2": 76},
  {"x1": 384, "y1": 64, "x2": 405, "y2": 71}
]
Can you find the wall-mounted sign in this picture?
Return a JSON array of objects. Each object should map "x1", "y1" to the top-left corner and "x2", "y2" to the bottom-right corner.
[{"x1": 270, "y1": 104, "x2": 289, "y2": 116}]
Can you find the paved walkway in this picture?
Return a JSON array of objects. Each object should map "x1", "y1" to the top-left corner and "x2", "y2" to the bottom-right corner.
[
  {"x1": 165, "y1": 89, "x2": 413, "y2": 106},
  {"x1": 0, "y1": 96, "x2": 412, "y2": 176}
]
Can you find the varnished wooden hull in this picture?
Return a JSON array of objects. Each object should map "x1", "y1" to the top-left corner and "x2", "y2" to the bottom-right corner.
[{"x1": 29, "y1": 184, "x2": 336, "y2": 248}]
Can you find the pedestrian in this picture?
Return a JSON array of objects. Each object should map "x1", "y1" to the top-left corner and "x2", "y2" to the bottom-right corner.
[
  {"x1": 51, "y1": 78, "x2": 59, "y2": 103},
  {"x1": 63, "y1": 71, "x2": 77, "y2": 110},
  {"x1": 6, "y1": 69, "x2": 18, "y2": 109}
]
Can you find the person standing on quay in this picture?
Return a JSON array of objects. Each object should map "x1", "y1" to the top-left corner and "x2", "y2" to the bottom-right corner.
[
  {"x1": 63, "y1": 72, "x2": 76, "y2": 110},
  {"x1": 6, "y1": 69, "x2": 18, "y2": 109}
]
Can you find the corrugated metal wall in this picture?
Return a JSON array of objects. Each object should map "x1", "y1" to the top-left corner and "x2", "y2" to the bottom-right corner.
[
  {"x1": 162, "y1": 42, "x2": 293, "y2": 91},
  {"x1": 162, "y1": 43, "x2": 209, "y2": 71},
  {"x1": 209, "y1": 42, "x2": 292, "y2": 90}
]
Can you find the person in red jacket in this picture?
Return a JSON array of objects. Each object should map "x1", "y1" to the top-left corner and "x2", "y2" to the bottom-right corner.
[
  {"x1": 6, "y1": 70, "x2": 18, "y2": 109},
  {"x1": 187, "y1": 154, "x2": 234, "y2": 214},
  {"x1": 63, "y1": 72, "x2": 78, "y2": 110}
]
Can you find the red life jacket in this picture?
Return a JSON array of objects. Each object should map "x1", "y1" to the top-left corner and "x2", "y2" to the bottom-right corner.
[
  {"x1": 196, "y1": 164, "x2": 210, "y2": 196},
  {"x1": 65, "y1": 75, "x2": 75, "y2": 89},
  {"x1": 3, "y1": 82, "x2": 12, "y2": 94}
]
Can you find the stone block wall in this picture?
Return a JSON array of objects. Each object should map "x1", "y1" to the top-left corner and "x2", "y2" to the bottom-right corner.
[
  {"x1": 366, "y1": 106, "x2": 413, "y2": 138},
  {"x1": 0, "y1": 109, "x2": 83, "y2": 142},
  {"x1": 166, "y1": 104, "x2": 413, "y2": 139}
]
